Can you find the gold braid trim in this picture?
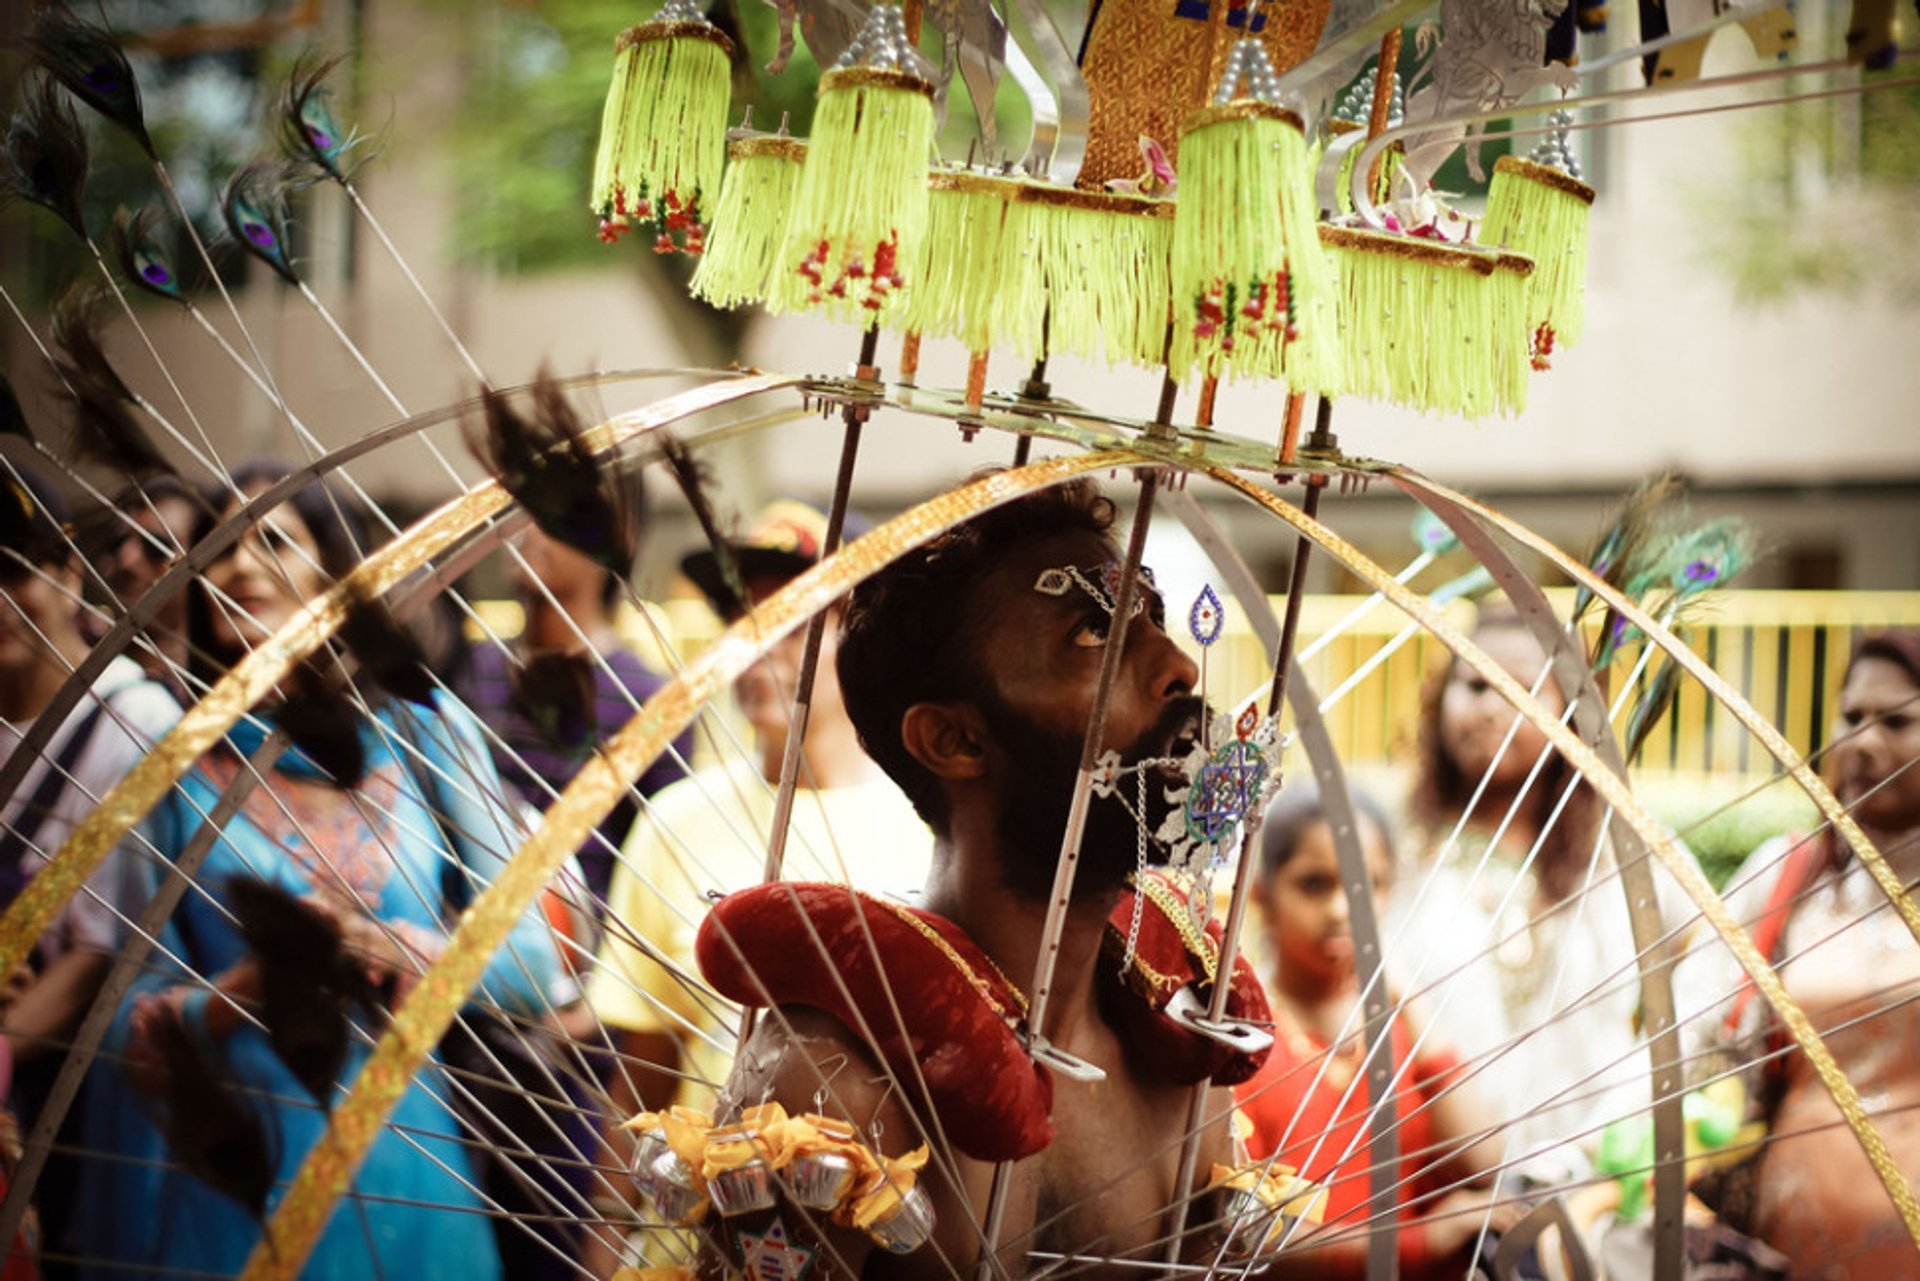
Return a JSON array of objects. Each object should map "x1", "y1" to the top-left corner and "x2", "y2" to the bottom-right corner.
[
  {"x1": 1179, "y1": 100, "x2": 1305, "y2": 139},
  {"x1": 1131, "y1": 872, "x2": 1218, "y2": 987},
  {"x1": 864, "y1": 895, "x2": 1030, "y2": 1023},
  {"x1": 1318, "y1": 224, "x2": 1501, "y2": 275}
]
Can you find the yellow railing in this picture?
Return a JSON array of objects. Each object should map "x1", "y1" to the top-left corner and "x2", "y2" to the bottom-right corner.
[{"x1": 472, "y1": 590, "x2": 1920, "y2": 777}]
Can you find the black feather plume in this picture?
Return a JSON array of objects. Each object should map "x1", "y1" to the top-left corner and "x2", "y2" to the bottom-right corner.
[
  {"x1": 49, "y1": 285, "x2": 176, "y2": 478},
  {"x1": 280, "y1": 53, "x2": 371, "y2": 184},
  {"x1": 219, "y1": 159, "x2": 303, "y2": 286},
  {"x1": 510, "y1": 650, "x2": 598, "y2": 751},
  {"x1": 21, "y1": 5, "x2": 154, "y2": 159},
  {"x1": 0, "y1": 374, "x2": 31, "y2": 444},
  {"x1": 227, "y1": 876, "x2": 382, "y2": 1110},
  {"x1": 466, "y1": 370, "x2": 641, "y2": 577},
  {"x1": 149, "y1": 1003, "x2": 276, "y2": 1220},
  {"x1": 1, "y1": 75, "x2": 91, "y2": 240},
  {"x1": 273, "y1": 660, "x2": 366, "y2": 786},
  {"x1": 110, "y1": 205, "x2": 190, "y2": 304},
  {"x1": 661, "y1": 433, "x2": 745, "y2": 618},
  {"x1": 338, "y1": 586, "x2": 438, "y2": 707}
]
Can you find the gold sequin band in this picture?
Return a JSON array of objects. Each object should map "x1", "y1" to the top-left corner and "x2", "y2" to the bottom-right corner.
[
  {"x1": 1011, "y1": 183, "x2": 1177, "y2": 220},
  {"x1": 1494, "y1": 155, "x2": 1597, "y2": 206},
  {"x1": 1179, "y1": 100, "x2": 1306, "y2": 140},
  {"x1": 615, "y1": 21, "x2": 736, "y2": 56},
  {"x1": 819, "y1": 67, "x2": 936, "y2": 100},
  {"x1": 1211, "y1": 463, "x2": 1920, "y2": 1251},
  {"x1": 1317, "y1": 225, "x2": 1502, "y2": 276},
  {"x1": 240, "y1": 450, "x2": 1126, "y2": 1279},
  {"x1": 729, "y1": 136, "x2": 808, "y2": 163},
  {"x1": 927, "y1": 169, "x2": 1031, "y2": 199}
]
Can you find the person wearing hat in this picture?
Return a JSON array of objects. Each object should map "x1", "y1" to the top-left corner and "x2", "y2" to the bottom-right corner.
[{"x1": 582, "y1": 500, "x2": 932, "y2": 1267}]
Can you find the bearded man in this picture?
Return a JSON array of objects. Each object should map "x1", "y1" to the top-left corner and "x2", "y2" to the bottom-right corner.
[{"x1": 663, "y1": 479, "x2": 1281, "y2": 1280}]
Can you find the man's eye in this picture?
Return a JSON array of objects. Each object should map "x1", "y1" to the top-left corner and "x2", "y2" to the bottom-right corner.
[
  {"x1": 1883, "y1": 714, "x2": 1913, "y2": 733},
  {"x1": 1073, "y1": 615, "x2": 1110, "y2": 648}
]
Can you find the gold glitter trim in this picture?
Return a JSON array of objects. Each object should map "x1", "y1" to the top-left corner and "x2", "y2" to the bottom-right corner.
[
  {"x1": 1318, "y1": 225, "x2": 1500, "y2": 276},
  {"x1": 0, "y1": 374, "x2": 800, "y2": 982},
  {"x1": 1132, "y1": 874, "x2": 1218, "y2": 987},
  {"x1": 1211, "y1": 463, "x2": 1920, "y2": 1252},
  {"x1": 729, "y1": 136, "x2": 807, "y2": 163},
  {"x1": 819, "y1": 67, "x2": 936, "y2": 101},
  {"x1": 1494, "y1": 251, "x2": 1537, "y2": 277},
  {"x1": 1012, "y1": 183, "x2": 1176, "y2": 220},
  {"x1": 927, "y1": 170, "x2": 1030, "y2": 199},
  {"x1": 616, "y1": 21, "x2": 736, "y2": 56},
  {"x1": 866, "y1": 895, "x2": 1030, "y2": 1022},
  {"x1": 239, "y1": 450, "x2": 1128, "y2": 1281},
  {"x1": 1494, "y1": 155, "x2": 1597, "y2": 206},
  {"x1": 1179, "y1": 101, "x2": 1305, "y2": 140}
]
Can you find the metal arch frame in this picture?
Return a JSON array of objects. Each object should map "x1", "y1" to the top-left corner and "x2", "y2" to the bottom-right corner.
[
  {"x1": 0, "y1": 372, "x2": 805, "y2": 976},
  {"x1": 235, "y1": 452, "x2": 1133, "y2": 1279},
  {"x1": 11, "y1": 364, "x2": 1915, "y2": 1273},
  {"x1": 1204, "y1": 463, "x2": 1920, "y2": 1254},
  {"x1": 1162, "y1": 488, "x2": 1399, "y2": 1281},
  {"x1": 0, "y1": 365, "x2": 753, "y2": 818},
  {"x1": 1395, "y1": 481, "x2": 1688, "y2": 1281}
]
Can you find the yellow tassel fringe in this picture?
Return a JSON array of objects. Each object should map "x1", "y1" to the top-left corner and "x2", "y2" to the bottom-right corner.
[
  {"x1": 1321, "y1": 225, "x2": 1534, "y2": 419},
  {"x1": 690, "y1": 137, "x2": 807, "y2": 310},
  {"x1": 1170, "y1": 103, "x2": 1338, "y2": 392},
  {"x1": 1022, "y1": 187, "x2": 1175, "y2": 368},
  {"x1": 590, "y1": 23, "x2": 734, "y2": 246},
  {"x1": 769, "y1": 68, "x2": 935, "y2": 321},
  {"x1": 1481, "y1": 155, "x2": 1595, "y2": 360},
  {"x1": 901, "y1": 173, "x2": 1036, "y2": 353}
]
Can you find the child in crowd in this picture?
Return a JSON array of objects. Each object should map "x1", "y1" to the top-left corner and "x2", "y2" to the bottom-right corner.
[{"x1": 1235, "y1": 785, "x2": 1507, "y2": 1278}]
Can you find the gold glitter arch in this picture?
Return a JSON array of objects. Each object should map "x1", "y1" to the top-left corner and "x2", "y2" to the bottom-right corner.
[
  {"x1": 245, "y1": 449, "x2": 1917, "y2": 1275},
  {"x1": 0, "y1": 372, "x2": 802, "y2": 978},
  {"x1": 1209, "y1": 465, "x2": 1920, "y2": 1249},
  {"x1": 239, "y1": 451, "x2": 1131, "y2": 1278},
  {"x1": 1390, "y1": 470, "x2": 1920, "y2": 948}
]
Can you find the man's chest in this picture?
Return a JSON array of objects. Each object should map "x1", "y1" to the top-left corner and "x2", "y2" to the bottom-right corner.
[{"x1": 906, "y1": 1078, "x2": 1229, "y2": 1279}]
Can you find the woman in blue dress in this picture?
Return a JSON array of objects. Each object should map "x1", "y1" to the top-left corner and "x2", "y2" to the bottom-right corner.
[{"x1": 88, "y1": 466, "x2": 568, "y2": 1279}]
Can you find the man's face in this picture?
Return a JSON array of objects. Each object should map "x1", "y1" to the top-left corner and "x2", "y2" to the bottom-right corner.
[{"x1": 964, "y1": 531, "x2": 1204, "y2": 901}]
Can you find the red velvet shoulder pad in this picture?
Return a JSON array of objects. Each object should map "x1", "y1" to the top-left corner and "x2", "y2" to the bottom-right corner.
[
  {"x1": 1102, "y1": 869, "x2": 1273, "y2": 1086},
  {"x1": 695, "y1": 882, "x2": 1055, "y2": 1162}
]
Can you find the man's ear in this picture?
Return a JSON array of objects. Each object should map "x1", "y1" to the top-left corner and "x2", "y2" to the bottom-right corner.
[{"x1": 900, "y1": 702, "x2": 988, "y2": 782}]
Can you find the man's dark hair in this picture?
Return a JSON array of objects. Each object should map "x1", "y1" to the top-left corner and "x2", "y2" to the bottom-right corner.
[{"x1": 836, "y1": 474, "x2": 1116, "y2": 834}]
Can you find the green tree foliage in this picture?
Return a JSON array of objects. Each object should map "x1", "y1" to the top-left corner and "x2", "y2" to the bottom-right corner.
[{"x1": 439, "y1": 0, "x2": 822, "y2": 275}]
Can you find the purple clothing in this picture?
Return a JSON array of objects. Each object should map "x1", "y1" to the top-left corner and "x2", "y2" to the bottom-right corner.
[{"x1": 456, "y1": 642, "x2": 691, "y2": 902}]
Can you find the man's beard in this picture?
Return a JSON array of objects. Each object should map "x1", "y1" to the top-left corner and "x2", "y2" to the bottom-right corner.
[{"x1": 978, "y1": 690, "x2": 1208, "y2": 904}]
